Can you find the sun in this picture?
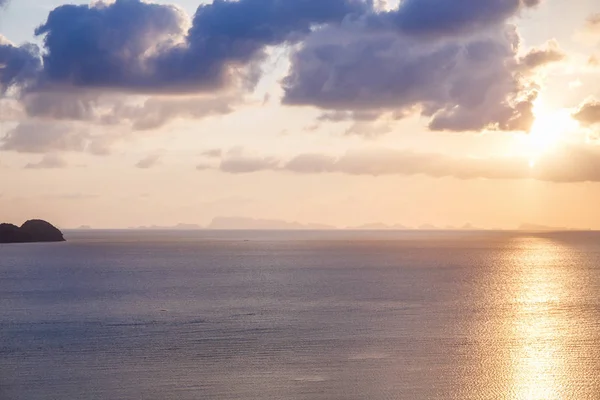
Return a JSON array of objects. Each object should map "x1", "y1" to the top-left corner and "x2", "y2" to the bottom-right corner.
[{"x1": 525, "y1": 108, "x2": 577, "y2": 163}]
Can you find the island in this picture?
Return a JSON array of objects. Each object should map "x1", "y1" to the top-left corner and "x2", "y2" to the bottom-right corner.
[{"x1": 0, "y1": 220, "x2": 66, "y2": 244}]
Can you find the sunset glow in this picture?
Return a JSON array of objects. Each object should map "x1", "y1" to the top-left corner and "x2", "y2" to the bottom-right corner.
[
  {"x1": 0, "y1": 0, "x2": 600, "y2": 230},
  {"x1": 526, "y1": 108, "x2": 579, "y2": 161},
  {"x1": 4, "y1": 1, "x2": 600, "y2": 399}
]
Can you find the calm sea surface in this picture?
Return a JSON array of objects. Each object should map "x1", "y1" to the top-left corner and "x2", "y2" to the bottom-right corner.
[{"x1": 2, "y1": 230, "x2": 600, "y2": 399}]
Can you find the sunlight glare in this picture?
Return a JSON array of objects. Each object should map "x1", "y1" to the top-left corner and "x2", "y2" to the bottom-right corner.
[
  {"x1": 526, "y1": 109, "x2": 577, "y2": 162},
  {"x1": 529, "y1": 160, "x2": 536, "y2": 168}
]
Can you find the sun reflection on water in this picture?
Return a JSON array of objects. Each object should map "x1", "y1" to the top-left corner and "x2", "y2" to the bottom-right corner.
[{"x1": 510, "y1": 238, "x2": 569, "y2": 400}]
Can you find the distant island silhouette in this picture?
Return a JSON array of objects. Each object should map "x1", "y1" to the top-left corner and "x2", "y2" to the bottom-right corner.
[
  {"x1": 518, "y1": 223, "x2": 569, "y2": 232},
  {"x1": 207, "y1": 217, "x2": 335, "y2": 230},
  {"x1": 0, "y1": 220, "x2": 65, "y2": 244},
  {"x1": 78, "y1": 217, "x2": 585, "y2": 231}
]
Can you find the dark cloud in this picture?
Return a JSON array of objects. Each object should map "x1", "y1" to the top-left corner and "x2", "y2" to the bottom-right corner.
[
  {"x1": 0, "y1": 0, "x2": 560, "y2": 143},
  {"x1": 153, "y1": 0, "x2": 370, "y2": 90},
  {"x1": 135, "y1": 154, "x2": 161, "y2": 169},
  {"x1": 0, "y1": 41, "x2": 41, "y2": 94},
  {"x1": 30, "y1": 0, "x2": 368, "y2": 93},
  {"x1": 0, "y1": 0, "x2": 9, "y2": 8},
  {"x1": 186, "y1": 0, "x2": 369, "y2": 55},
  {"x1": 215, "y1": 144, "x2": 600, "y2": 183},
  {"x1": 13, "y1": 0, "x2": 541, "y2": 97},
  {"x1": 0, "y1": 0, "x2": 372, "y2": 154},
  {"x1": 573, "y1": 100, "x2": 600, "y2": 126},
  {"x1": 24, "y1": 154, "x2": 67, "y2": 169},
  {"x1": 382, "y1": 0, "x2": 540, "y2": 37},
  {"x1": 34, "y1": 0, "x2": 188, "y2": 92},
  {"x1": 283, "y1": 24, "x2": 541, "y2": 132}
]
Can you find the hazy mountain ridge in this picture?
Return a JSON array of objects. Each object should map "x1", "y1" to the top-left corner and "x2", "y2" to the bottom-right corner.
[
  {"x1": 71, "y1": 218, "x2": 590, "y2": 231},
  {"x1": 207, "y1": 217, "x2": 335, "y2": 230},
  {"x1": 518, "y1": 223, "x2": 570, "y2": 231}
]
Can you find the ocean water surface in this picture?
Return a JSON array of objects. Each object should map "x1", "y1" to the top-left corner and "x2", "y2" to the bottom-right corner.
[{"x1": 2, "y1": 230, "x2": 600, "y2": 399}]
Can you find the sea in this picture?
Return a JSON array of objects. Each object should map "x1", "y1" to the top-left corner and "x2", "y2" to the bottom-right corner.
[{"x1": 2, "y1": 230, "x2": 600, "y2": 400}]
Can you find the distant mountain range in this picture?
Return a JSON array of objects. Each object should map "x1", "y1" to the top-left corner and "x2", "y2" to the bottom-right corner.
[
  {"x1": 207, "y1": 217, "x2": 335, "y2": 230},
  {"x1": 130, "y1": 223, "x2": 203, "y2": 230},
  {"x1": 346, "y1": 223, "x2": 409, "y2": 230},
  {"x1": 77, "y1": 218, "x2": 585, "y2": 231},
  {"x1": 518, "y1": 223, "x2": 569, "y2": 232}
]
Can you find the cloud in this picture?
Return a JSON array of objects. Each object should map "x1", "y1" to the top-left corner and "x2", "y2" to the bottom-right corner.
[
  {"x1": 0, "y1": 0, "x2": 370, "y2": 151},
  {"x1": 318, "y1": 110, "x2": 383, "y2": 122},
  {"x1": 381, "y1": 0, "x2": 541, "y2": 37},
  {"x1": 220, "y1": 155, "x2": 280, "y2": 173},
  {"x1": 212, "y1": 144, "x2": 600, "y2": 183},
  {"x1": 283, "y1": 23, "x2": 544, "y2": 132},
  {"x1": 0, "y1": 98, "x2": 24, "y2": 120},
  {"x1": 345, "y1": 120, "x2": 393, "y2": 137},
  {"x1": 574, "y1": 13, "x2": 600, "y2": 45},
  {"x1": 6, "y1": 0, "x2": 540, "y2": 97},
  {"x1": 517, "y1": 40, "x2": 565, "y2": 70},
  {"x1": 0, "y1": 41, "x2": 41, "y2": 94},
  {"x1": 573, "y1": 99, "x2": 600, "y2": 126},
  {"x1": 196, "y1": 163, "x2": 213, "y2": 171},
  {"x1": 34, "y1": 0, "x2": 189, "y2": 92},
  {"x1": 20, "y1": 91, "x2": 236, "y2": 132},
  {"x1": 135, "y1": 154, "x2": 161, "y2": 169},
  {"x1": 22, "y1": 91, "x2": 99, "y2": 121},
  {"x1": 585, "y1": 13, "x2": 600, "y2": 33},
  {"x1": 24, "y1": 154, "x2": 67, "y2": 169},
  {"x1": 284, "y1": 153, "x2": 337, "y2": 173},
  {"x1": 26, "y1": 0, "x2": 368, "y2": 94},
  {"x1": 201, "y1": 149, "x2": 223, "y2": 158},
  {"x1": 0, "y1": 0, "x2": 560, "y2": 145},
  {"x1": 1, "y1": 121, "x2": 89, "y2": 153},
  {"x1": 282, "y1": 149, "x2": 529, "y2": 179},
  {"x1": 108, "y1": 95, "x2": 236, "y2": 130}
]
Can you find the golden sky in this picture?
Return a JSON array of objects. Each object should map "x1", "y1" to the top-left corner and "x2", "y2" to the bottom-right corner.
[{"x1": 1, "y1": 0, "x2": 600, "y2": 229}]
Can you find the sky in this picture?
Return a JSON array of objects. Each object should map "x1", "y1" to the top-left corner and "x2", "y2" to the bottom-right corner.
[{"x1": 1, "y1": 0, "x2": 600, "y2": 229}]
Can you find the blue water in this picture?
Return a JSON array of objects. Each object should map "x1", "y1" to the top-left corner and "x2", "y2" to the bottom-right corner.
[{"x1": 2, "y1": 230, "x2": 600, "y2": 399}]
